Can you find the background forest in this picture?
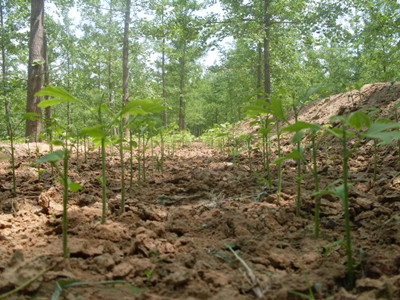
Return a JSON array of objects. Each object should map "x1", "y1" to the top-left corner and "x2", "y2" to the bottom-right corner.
[{"x1": 1, "y1": 0, "x2": 399, "y2": 138}]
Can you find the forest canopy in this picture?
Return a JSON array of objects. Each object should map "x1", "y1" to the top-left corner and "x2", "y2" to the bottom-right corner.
[{"x1": 1, "y1": 0, "x2": 399, "y2": 139}]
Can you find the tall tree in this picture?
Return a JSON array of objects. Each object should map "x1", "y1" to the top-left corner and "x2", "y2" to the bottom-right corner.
[
  {"x1": 122, "y1": 0, "x2": 131, "y2": 113},
  {"x1": 26, "y1": 0, "x2": 45, "y2": 140},
  {"x1": 1, "y1": 1, "x2": 10, "y2": 137}
]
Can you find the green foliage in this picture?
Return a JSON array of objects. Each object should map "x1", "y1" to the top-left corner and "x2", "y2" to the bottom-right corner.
[{"x1": 52, "y1": 279, "x2": 128, "y2": 300}]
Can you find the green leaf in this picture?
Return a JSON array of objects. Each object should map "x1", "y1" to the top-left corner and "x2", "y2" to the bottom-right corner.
[
  {"x1": 365, "y1": 122, "x2": 400, "y2": 135},
  {"x1": 259, "y1": 127, "x2": 273, "y2": 137},
  {"x1": 288, "y1": 290, "x2": 313, "y2": 299},
  {"x1": 243, "y1": 105, "x2": 269, "y2": 115},
  {"x1": 80, "y1": 125, "x2": 105, "y2": 139},
  {"x1": 50, "y1": 140, "x2": 64, "y2": 146},
  {"x1": 347, "y1": 112, "x2": 371, "y2": 130},
  {"x1": 283, "y1": 121, "x2": 320, "y2": 133},
  {"x1": 331, "y1": 184, "x2": 345, "y2": 203},
  {"x1": 36, "y1": 86, "x2": 82, "y2": 107},
  {"x1": 22, "y1": 112, "x2": 41, "y2": 121},
  {"x1": 292, "y1": 131, "x2": 306, "y2": 144},
  {"x1": 273, "y1": 150, "x2": 303, "y2": 165},
  {"x1": 69, "y1": 181, "x2": 83, "y2": 192},
  {"x1": 37, "y1": 150, "x2": 65, "y2": 164}
]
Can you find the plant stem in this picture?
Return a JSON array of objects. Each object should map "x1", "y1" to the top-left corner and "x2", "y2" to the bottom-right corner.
[
  {"x1": 373, "y1": 139, "x2": 378, "y2": 181},
  {"x1": 247, "y1": 136, "x2": 253, "y2": 173},
  {"x1": 129, "y1": 129, "x2": 133, "y2": 193},
  {"x1": 296, "y1": 140, "x2": 301, "y2": 216},
  {"x1": 342, "y1": 124, "x2": 354, "y2": 290},
  {"x1": 312, "y1": 134, "x2": 320, "y2": 239},
  {"x1": 277, "y1": 120, "x2": 282, "y2": 204},
  {"x1": 160, "y1": 130, "x2": 165, "y2": 172},
  {"x1": 137, "y1": 133, "x2": 141, "y2": 183},
  {"x1": 0, "y1": 266, "x2": 52, "y2": 299},
  {"x1": 10, "y1": 127, "x2": 16, "y2": 194},
  {"x1": 101, "y1": 137, "x2": 107, "y2": 224},
  {"x1": 62, "y1": 150, "x2": 70, "y2": 258},
  {"x1": 119, "y1": 119, "x2": 125, "y2": 214},
  {"x1": 76, "y1": 137, "x2": 79, "y2": 171}
]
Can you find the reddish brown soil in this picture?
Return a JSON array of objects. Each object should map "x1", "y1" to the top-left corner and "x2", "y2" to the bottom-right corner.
[{"x1": 1, "y1": 82, "x2": 400, "y2": 299}]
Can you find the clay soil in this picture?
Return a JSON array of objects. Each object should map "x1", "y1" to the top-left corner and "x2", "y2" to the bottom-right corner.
[{"x1": 1, "y1": 82, "x2": 400, "y2": 300}]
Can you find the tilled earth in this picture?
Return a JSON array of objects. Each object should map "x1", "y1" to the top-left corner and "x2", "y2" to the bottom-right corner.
[{"x1": 1, "y1": 82, "x2": 400, "y2": 299}]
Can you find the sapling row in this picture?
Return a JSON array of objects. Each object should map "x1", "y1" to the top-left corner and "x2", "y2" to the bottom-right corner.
[{"x1": 34, "y1": 85, "x2": 165, "y2": 262}]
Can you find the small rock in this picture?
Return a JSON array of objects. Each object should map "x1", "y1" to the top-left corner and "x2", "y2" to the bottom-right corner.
[
  {"x1": 94, "y1": 253, "x2": 114, "y2": 271},
  {"x1": 113, "y1": 262, "x2": 133, "y2": 278},
  {"x1": 201, "y1": 270, "x2": 230, "y2": 287}
]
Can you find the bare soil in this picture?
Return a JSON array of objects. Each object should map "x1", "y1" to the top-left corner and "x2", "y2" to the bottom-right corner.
[{"x1": 1, "y1": 82, "x2": 400, "y2": 299}]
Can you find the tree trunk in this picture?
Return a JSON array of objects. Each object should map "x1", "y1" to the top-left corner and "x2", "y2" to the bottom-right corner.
[
  {"x1": 1, "y1": 1, "x2": 10, "y2": 137},
  {"x1": 263, "y1": 0, "x2": 271, "y2": 102},
  {"x1": 161, "y1": 9, "x2": 167, "y2": 127},
  {"x1": 26, "y1": 0, "x2": 45, "y2": 140},
  {"x1": 44, "y1": 30, "x2": 51, "y2": 138},
  {"x1": 66, "y1": 52, "x2": 71, "y2": 126},
  {"x1": 257, "y1": 42, "x2": 262, "y2": 99},
  {"x1": 178, "y1": 41, "x2": 186, "y2": 131},
  {"x1": 122, "y1": 0, "x2": 131, "y2": 132}
]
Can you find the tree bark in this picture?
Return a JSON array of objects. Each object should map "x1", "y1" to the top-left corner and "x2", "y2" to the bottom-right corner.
[
  {"x1": 257, "y1": 42, "x2": 262, "y2": 99},
  {"x1": 161, "y1": 10, "x2": 167, "y2": 127},
  {"x1": 1, "y1": 1, "x2": 10, "y2": 137},
  {"x1": 122, "y1": 0, "x2": 131, "y2": 130},
  {"x1": 26, "y1": 0, "x2": 45, "y2": 140},
  {"x1": 263, "y1": 0, "x2": 271, "y2": 102},
  {"x1": 44, "y1": 30, "x2": 51, "y2": 137},
  {"x1": 178, "y1": 41, "x2": 186, "y2": 131}
]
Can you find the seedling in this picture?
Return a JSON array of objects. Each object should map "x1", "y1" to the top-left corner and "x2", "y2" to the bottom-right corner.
[
  {"x1": 281, "y1": 121, "x2": 321, "y2": 235},
  {"x1": 322, "y1": 111, "x2": 400, "y2": 289},
  {"x1": 3, "y1": 112, "x2": 40, "y2": 193},
  {"x1": 36, "y1": 86, "x2": 165, "y2": 222},
  {"x1": 224, "y1": 243, "x2": 267, "y2": 298},
  {"x1": 51, "y1": 279, "x2": 127, "y2": 300},
  {"x1": 38, "y1": 149, "x2": 82, "y2": 258},
  {"x1": 288, "y1": 268, "x2": 316, "y2": 300}
]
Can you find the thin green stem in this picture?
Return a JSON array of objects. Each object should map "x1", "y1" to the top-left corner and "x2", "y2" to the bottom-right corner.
[
  {"x1": 10, "y1": 128, "x2": 16, "y2": 194},
  {"x1": 119, "y1": 119, "x2": 125, "y2": 214},
  {"x1": 277, "y1": 120, "x2": 282, "y2": 204},
  {"x1": 312, "y1": 135, "x2": 320, "y2": 239},
  {"x1": 129, "y1": 130, "x2": 133, "y2": 193},
  {"x1": 342, "y1": 124, "x2": 354, "y2": 290},
  {"x1": 101, "y1": 137, "x2": 107, "y2": 224},
  {"x1": 296, "y1": 140, "x2": 302, "y2": 216},
  {"x1": 62, "y1": 150, "x2": 70, "y2": 258},
  {"x1": 373, "y1": 139, "x2": 378, "y2": 181}
]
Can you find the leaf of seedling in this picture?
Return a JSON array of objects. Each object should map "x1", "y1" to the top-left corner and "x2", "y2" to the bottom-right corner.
[
  {"x1": 97, "y1": 177, "x2": 105, "y2": 187},
  {"x1": 273, "y1": 150, "x2": 303, "y2": 165},
  {"x1": 80, "y1": 125, "x2": 106, "y2": 139},
  {"x1": 283, "y1": 121, "x2": 320, "y2": 133},
  {"x1": 51, "y1": 279, "x2": 126, "y2": 300},
  {"x1": 363, "y1": 123, "x2": 400, "y2": 144},
  {"x1": 69, "y1": 181, "x2": 83, "y2": 192},
  {"x1": 292, "y1": 131, "x2": 306, "y2": 144},
  {"x1": 259, "y1": 127, "x2": 273, "y2": 137},
  {"x1": 49, "y1": 140, "x2": 64, "y2": 146},
  {"x1": 144, "y1": 268, "x2": 154, "y2": 279},
  {"x1": 22, "y1": 112, "x2": 41, "y2": 121},
  {"x1": 268, "y1": 93, "x2": 287, "y2": 121},
  {"x1": 36, "y1": 85, "x2": 83, "y2": 107},
  {"x1": 288, "y1": 290, "x2": 314, "y2": 299},
  {"x1": 37, "y1": 150, "x2": 65, "y2": 164},
  {"x1": 244, "y1": 105, "x2": 269, "y2": 116},
  {"x1": 347, "y1": 111, "x2": 371, "y2": 130}
]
